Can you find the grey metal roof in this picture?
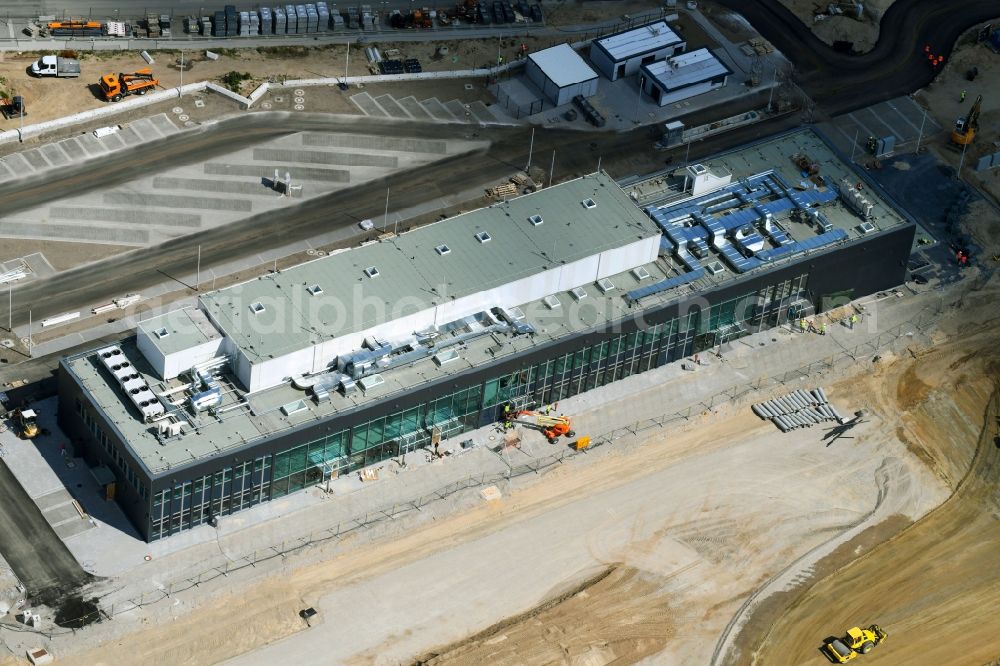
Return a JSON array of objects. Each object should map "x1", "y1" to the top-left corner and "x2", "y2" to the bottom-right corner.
[
  {"x1": 594, "y1": 21, "x2": 683, "y2": 61},
  {"x1": 528, "y1": 44, "x2": 598, "y2": 88},
  {"x1": 137, "y1": 308, "x2": 222, "y2": 356},
  {"x1": 64, "y1": 129, "x2": 912, "y2": 478},
  {"x1": 199, "y1": 172, "x2": 657, "y2": 362},
  {"x1": 642, "y1": 48, "x2": 731, "y2": 92}
]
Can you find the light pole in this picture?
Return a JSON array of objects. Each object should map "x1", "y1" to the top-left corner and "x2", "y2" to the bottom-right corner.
[
  {"x1": 383, "y1": 186, "x2": 390, "y2": 231},
  {"x1": 179, "y1": 50, "x2": 184, "y2": 96},
  {"x1": 915, "y1": 108, "x2": 927, "y2": 153},
  {"x1": 525, "y1": 127, "x2": 534, "y2": 173}
]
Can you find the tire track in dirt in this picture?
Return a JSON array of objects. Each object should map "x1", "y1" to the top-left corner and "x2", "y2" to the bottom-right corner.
[
  {"x1": 709, "y1": 457, "x2": 897, "y2": 666},
  {"x1": 734, "y1": 348, "x2": 1000, "y2": 664}
]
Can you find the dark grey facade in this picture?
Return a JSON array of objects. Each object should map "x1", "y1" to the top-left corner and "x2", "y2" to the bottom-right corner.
[{"x1": 57, "y1": 221, "x2": 914, "y2": 542}]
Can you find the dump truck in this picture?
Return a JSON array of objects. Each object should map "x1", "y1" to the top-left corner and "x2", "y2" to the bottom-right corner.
[
  {"x1": 100, "y1": 69, "x2": 159, "y2": 102},
  {"x1": 13, "y1": 409, "x2": 39, "y2": 439},
  {"x1": 822, "y1": 625, "x2": 887, "y2": 662},
  {"x1": 30, "y1": 55, "x2": 81, "y2": 78}
]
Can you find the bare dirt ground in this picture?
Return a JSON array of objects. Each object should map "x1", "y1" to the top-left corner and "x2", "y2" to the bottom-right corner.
[
  {"x1": 915, "y1": 26, "x2": 1000, "y2": 206},
  {"x1": 0, "y1": 238, "x2": 130, "y2": 272},
  {"x1": 32, "y1": 273, "x2": 996, "y2": 666},
  {"x1": 733, "y1": 281, "x2": 1000, "y2": 665},
  {"x1": 0, "y1": 33, "x2": 572, "y2": 127},
  {"x1": 777, "y1": 0, "x2": 896, "y2": 52}
]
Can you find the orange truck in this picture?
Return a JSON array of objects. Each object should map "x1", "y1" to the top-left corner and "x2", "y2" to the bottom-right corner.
[{"x1": 100, "y1": 69, "x2": 159, "y2": 102}]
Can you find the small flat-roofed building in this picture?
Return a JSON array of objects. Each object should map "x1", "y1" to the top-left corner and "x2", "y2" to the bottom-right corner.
[
  {"x1": 525, "y1": 43, "x2": 599, "y2": 106},
  {"x1": 136, "y1": 308, "x2": 224, "y2": 381},
  {"x1": 590, "y1": 20, "x2": 686, "y2": 81},
  {"x1": 640, "y1": 48, "x2": 731, "y2": 107}
]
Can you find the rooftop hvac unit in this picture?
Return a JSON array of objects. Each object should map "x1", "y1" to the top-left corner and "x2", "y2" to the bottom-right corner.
[
  {"x1": 158, "y1": 421, "x2": 184, "y2": 437},
  {"x1": 97, "y1": 344, "x2": 165, "y2": 421},
  {"x1": 543, "y1": 295, "x2": 561, "y2": 310},
  {"x1": 597, "y1": 278, "x2": 615, "y2": 294}
]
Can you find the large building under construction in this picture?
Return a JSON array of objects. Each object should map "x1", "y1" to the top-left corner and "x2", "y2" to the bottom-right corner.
[{"x1": 58, "y1": 128, "x2": 915, "y2": 541}]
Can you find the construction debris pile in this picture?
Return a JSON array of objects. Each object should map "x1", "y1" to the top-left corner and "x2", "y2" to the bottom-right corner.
[{"x1": 752, "y1": 387, "x2": 845, "y2": 432}]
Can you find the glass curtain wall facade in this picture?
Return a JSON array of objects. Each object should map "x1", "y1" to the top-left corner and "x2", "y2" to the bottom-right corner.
[{"x1": 145, "y1": 276, "x2": 806, "y2": 540}]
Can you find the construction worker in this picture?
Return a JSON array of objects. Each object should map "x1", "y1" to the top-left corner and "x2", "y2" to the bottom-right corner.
[
  {"x1": 850, "y1": 313, "x2": 858, "y2": 329},
  {"x1": 820, "y1": 322, "x2": 828, "y2": 336},
  {"x1": 799, "y1": 318, "x2": 807, "y2": 333},
  {"x1": 960, "y1": 90, "x2": 967, "y2": 102}
]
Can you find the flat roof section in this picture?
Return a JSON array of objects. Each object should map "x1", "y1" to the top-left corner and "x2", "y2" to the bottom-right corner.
[
  {"x1": 64, "y1": 129, "x2": 913, "y2": 478},
  {"x1": 528, "y1": 44, "x2": 598, "y2": 88},
  {"x1": 199, "y1": 172, "x2": 657, "y2": 362},
  {"x1": 594, "y1": 21, "x2": 684, "y2": 61},
  {"x1": 642, "y1": 48, "x2": 731, "y2": 92},
  {"x1": 136, "y1": 308, "x2": 222, "y2": 357}
]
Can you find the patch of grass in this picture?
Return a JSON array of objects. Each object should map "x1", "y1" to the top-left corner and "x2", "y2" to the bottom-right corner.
[
  {"x1": 221, "y1": 70, "x2": 252, "y2": 92},
  {"x1": 258, "y1": 45, "x2": 312, "y2": 59}
]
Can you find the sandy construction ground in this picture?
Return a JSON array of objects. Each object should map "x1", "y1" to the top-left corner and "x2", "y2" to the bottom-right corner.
[
  {"x1": 0, "y1": 33, "x2": 570, "y2": 127},
  {"x1": 733, "y1": 284, "x2": 1000, "y2": 664},
  {"x1": 914, "y1": 27, "x2": 1000, "y2": 207},
  {"x1": 27, "y1": 263, "x2": 997, "y2": 666},
  {"x1": 777, "y1": 0, "x2": 896, "y2": 52}
]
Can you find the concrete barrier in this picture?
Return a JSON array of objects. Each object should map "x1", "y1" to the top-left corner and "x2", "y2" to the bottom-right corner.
[
  {"x1": 13, "y1": 82, "x2": 208, "y2": 142},
  {"x1": 205, "y1": 82, "x2": 252, "y2": 109},
  {"x1": 283, "y1": 62, "x2": 525, "y2": 89},
  {"x1": 245, "y1": 82, "x2": 271, "y2": 107}
]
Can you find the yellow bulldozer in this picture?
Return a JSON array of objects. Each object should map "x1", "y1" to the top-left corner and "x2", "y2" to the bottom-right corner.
[{"x1": 822, "y1": 624, "x2": 887, "y2": 662}]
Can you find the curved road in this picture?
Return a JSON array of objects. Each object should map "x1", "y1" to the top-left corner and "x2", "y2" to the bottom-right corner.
[{"x1": 715, "y1": 0, "x2": 999, "y2": 115}]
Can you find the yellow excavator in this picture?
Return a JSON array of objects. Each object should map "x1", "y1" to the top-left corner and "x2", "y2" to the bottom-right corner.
[
  {"x1": 822, "y1": 625, "x2": 887, "y2": 662},
  {"x1": 951, "y1": 94, "x2": 982, "y2": 145}
]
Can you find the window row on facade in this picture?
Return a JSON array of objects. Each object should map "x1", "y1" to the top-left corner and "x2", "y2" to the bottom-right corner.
[{"x1": 144, "y1": 279, "x2": 808, "y2": 540}]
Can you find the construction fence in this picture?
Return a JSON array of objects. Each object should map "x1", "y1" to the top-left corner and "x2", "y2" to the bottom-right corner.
[{"x1": 26, "y1": 297, "x2": 946, "y2": 634}]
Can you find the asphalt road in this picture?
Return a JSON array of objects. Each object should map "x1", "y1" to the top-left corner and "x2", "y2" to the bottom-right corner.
[
  {"x1": 0, "y1": 460, "x2": 92, "y2": 606},
  {"x1": 3, "y1": 94, "x2": 789, "y2": 331},
  {"x1": 714, "y1": 0, "x2": 999, "y2": 116}
]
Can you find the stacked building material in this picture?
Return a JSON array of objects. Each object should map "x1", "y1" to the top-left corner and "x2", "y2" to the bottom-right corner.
[
  {"x1": 751, "y1": 387, "x2": 845, "y2": 433},
  {"x1": 274, "y1": 6, "x2": 287, "y2": 33},
  {"x1": 317, "y1": 2, "x2": 330, "y2": 30},
  {"x1": 304, "y1": 4, "x2": 318, "y2": 31},
  {"x1": 260, "y1": 7, "x2": 273, "y2": 33}
]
